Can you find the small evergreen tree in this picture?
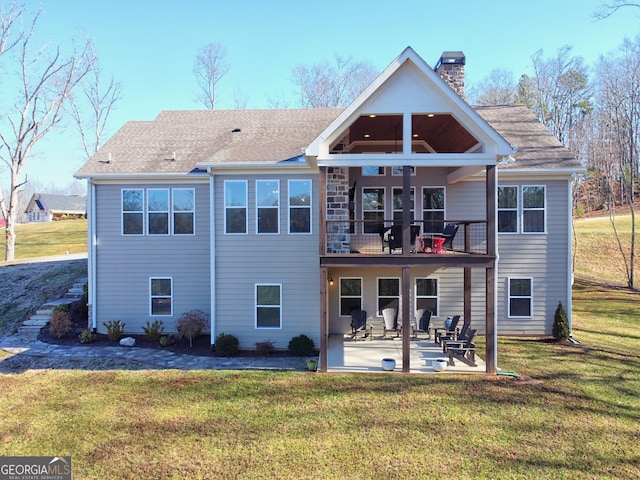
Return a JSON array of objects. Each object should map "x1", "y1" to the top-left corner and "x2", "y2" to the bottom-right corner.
[{"x1": 552, "y1": 301, "x2": 570, "y2": 340}]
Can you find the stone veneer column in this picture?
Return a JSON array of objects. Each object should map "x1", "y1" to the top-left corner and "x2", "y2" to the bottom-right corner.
[{"x1": 325, "y1": 167, "x2": 351, "y2": 253}]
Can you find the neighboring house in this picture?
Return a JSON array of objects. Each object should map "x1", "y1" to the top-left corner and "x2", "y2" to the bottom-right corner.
[
  {"x1": 24, "y1": 194, "x2": 86, "y2": 222},
  {"x1": 75, "y1": 47, "x2": 584, "y2": 374}
]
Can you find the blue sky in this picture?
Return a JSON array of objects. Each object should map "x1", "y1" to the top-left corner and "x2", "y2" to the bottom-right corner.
[{"x1": 3, "y1": 0, "x2": 640, "y2": 190}]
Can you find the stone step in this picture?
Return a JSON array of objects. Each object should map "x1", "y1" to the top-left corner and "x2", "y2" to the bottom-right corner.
[
  {"x1": 36, "y1": 308, "x2": 54, "y2": 316},
  {"x1": 23, "y1": 318, "x2": 49, "y2": 327},
  {"x1": 18, "y1": 325, "x2": 43, "y2": 338}
]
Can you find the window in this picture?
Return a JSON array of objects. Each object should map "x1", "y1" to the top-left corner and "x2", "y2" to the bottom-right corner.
[
  {"x1": 377, "y1": 277, "x2": 400, "y2": 316},
  {"x1": 256, "y1": 284, "x2": 281, "y2": 328},
  {"x1": 339, "y1": 278, "x2": 362, "y2": 316},
  {"x1": 257, "y1": 180, "x2": 279, "y2": 234},
  {"x1": 498, "y1": 186, "x2": 518, "y2": 233},
  {"x1": 508, "y1": 278, "x2": 532, "y2": 317},
  {"x1": 523, "y1": 186, "x2": 545, "y2": 233},
  {"x1": 422, "y1": 187, "x2": 445, "y2": 233},
  {"x1": 392, "y1": 187, "x2": 415, "y2": 225},
  {"x1": 362, "y1": 188, "x2": 384, "y2": 234},
  {"x1": 288, "y1": 179, "x2": 311, "y2": 233},
  {"x1": 150, "y1": 277, "x2": 172, "y2": 316},
  {"x1": 173, "y1": 188, "x2": 195, "y2": 234},
  {"x1": 122, "y1": 189, "x2": 144, "y2": 235},
  {"x1": 147, "y1": 189, "x2": 169, "y2": 235},
  {"x1": 391, "y1": 166, "x2": 415, "y2": 176},
  {"x1": 415, "y1": 278, "x2": 438, "y2": 316},
  {"x1": 225, "y1": 180, "x2": 247, "y2": 234},
  {"x1": 363, "y1": 167, "x2": 384, "y2": 175}
]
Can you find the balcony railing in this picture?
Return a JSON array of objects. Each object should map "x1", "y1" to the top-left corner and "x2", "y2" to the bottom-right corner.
[{"x1": 324, "y1": 220, "x2": 488, "y2": 255}]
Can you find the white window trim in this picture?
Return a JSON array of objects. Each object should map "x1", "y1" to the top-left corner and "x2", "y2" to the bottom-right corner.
[
  {"x1": 414, "y1": 276, "x2": 440, "y2": 317},
  {"x1": 376, "y1": 276, "x2": 400, "y2": 317},
  {"x1": 522, "y1": 185, "x2": 547, "y2": 234},
  {"x1": 121, "y1": 188, "x2": 144, "y2": 236},
  {"x1": 256, "y1": 179, "x2": 280, "y2": 235},
  {"x1": 288, "y1": 179, "x2": 312, "y2": 235},
  {"x1": 339, "y1": 277, "x2": 363, "y2": 317},
  {"x1": 147, "y1": 188, "x2": 170, "y2": 236},
  {"x1": 224, "y1": 180, "x2": 248, "y2": 235},
  {"x1": 172, "y1": 188, "x2": 196, "y2": 236},
  {"x1": 150, "y1": 277, "x2": 173, "y2": 317},
  {"x1": 507, "y1": 277, "x2": 533, "y2": 318},
  {"x1": 255, "y1": 283, "x2": 282, "y2": 329},
  {"x1": 498, "y1": 185, "x2": 519, "y2": 235}
]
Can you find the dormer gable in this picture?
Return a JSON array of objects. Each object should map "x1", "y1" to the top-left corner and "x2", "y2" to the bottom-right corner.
[{"x1": 305, "y1": 47, "x2": 514, "y2": 168}]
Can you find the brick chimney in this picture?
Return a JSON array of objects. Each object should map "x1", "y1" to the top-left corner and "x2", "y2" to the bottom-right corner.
[{"x1": 435, "y1": 51, "x2": 465, "y2": 99}]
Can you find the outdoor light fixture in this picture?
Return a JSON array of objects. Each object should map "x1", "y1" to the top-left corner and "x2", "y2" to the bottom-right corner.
[{"x1": 329, "y1": 277, "x2": 334, "y2": 286}]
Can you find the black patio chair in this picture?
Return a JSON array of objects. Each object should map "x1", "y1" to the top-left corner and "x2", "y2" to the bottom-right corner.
[
  {"x1": 439, "y1": 322, "x2": 470, "y2": 352},
  {"x1": 381, "y1": 225, "x2": 421, "y2": 253},
  {"x1": 440, "y1": 223, "x2": 459, "y2": 251},
  {"x1": 350, "y1": 309, "x2": 371, "y2": 341},
  {"x1": 433, "y1": 315, "x2": 461, "y2": 345},
  {"x1": 446, "y1": 329, "x2": 478, "y2": 367}
]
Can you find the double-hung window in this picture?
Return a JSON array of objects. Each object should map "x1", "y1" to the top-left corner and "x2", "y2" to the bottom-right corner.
[
  {"x1": 173, "y1": 188, "x2": 195, "y2": 234},
  {"x1": 508, "y1": 278, "x2": 532, "y2": 317},
  {"x1": 362, "y1": 188, "x2": 384, "y2": 234},
  {"x1": 392, "y1": 187, "x2": 415, "y2": 225},
  {"x1": 339, "y1": 278, "x2": 362, "y2": 316},
  {"x1": 498, "y1": 186, "x2": 518, "y2": 233},
  {"x1": 225, "y1": 180, "x2": 247, "y2": 234},
  {"x1": 422, "y1": 187, "x2": 445, "y2": 233},
  {"x1": 415, "y1": 278, "x2": 439, "y2": 316},
  {"x1": 150, "y1": 277, "x2": 172, "y2": 316},
  {"x1": 522, "y1": 186, "x2": 545, "y2": 233},
  {"x1": 255, "y1": 284, "x2": 281, "y2": 328},
  {"x1": 377, "y1": 277, "x2": 400, "y2": 315},
  {"x1": 288, "y1": 179, "x2": 311, "y2": 233},
  {"x1": 257, "y1": 180, "x2": 279, "y2": 234},
  {"x1": 122, "y1": 189, "x2": 144, "y2": 235},
  {"x1": 148, "y1": 189, "x2": 169, "y2": 235}
]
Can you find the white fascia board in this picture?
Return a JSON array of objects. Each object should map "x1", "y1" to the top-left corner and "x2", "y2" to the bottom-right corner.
[
  {"x1": 317, "y1": 153, "x2": 499, "y2": 167},
  {"x1": 201, "y1": 163, "x2": 316, "y2": 175},
  {"x1": 83, "y1": 174, "x2": 210, "y2": 184},
  {"x1": 497, "y1": 168, "x2": 587, "y2": 179}
]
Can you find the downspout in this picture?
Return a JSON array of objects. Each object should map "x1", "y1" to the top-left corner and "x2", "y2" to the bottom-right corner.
[
  {"x1": 567, "y1": 175, "x2": 574, "y2": 337},
  {"x1": 209, "y1": 169, "x2": 216, "y2": 344},
  {"x1": 89, "y1": 178, "x2": 97, "y2": 330}
]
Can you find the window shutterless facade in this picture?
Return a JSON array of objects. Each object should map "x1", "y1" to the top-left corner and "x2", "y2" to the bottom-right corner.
[
  {"x1": 339, "y1": 277, "x2": 362, "y2": 316},
  {"x1": 362, "y1": 187, "x2": 384, "y2": 234},
  {"x1": 256, "y1": 180, "x2": 280, "y2": 234},
  {"x1": 498, "y1": 186, "x2": 518, "y2": 233},
  {"x1": 415, "y1": 278, "x2": 439, "y2": 316},
  {"x1": 173, "y1": 188, "x2": 195, "y2": 235},
  {"x1": 255, "y1": 284, "x2": 282, "y2": 328},
  {"x1": 224, "y1": 180, "x2": 247, "y2": 234},
  {"x1": 122, "y1": 189, "x2": 144, "y2": 235},
  {"x1": 498, "y1": 185, "x2": 546, "y2": 234},
  {"x1": 422, "y1": 187, "x2": 445, "y2": 233},
  {"x1": 377, "y1": 277, "x2": 400, "y2": 316},
  {"x1": 147, "y1": 189, "x2": 169, "y2": 235},
  {"x1": 150, "y1": 277, "x2": 172, "y2": 316},
  {"x1": 122, "y1": 188, "x2": 194, "y2": 236},
  {"x1": 288, "y1": 179, "x2": 311, "y2": 234},
  {"x1": 508, "y1": 277, "x2": 532, "y2": 317},
  {"x1": 522, "y1": 186, "x2": 545, "y2": 233},
  {"x1": 392, "y1": 187, "x2": 415, "y2": 225}
]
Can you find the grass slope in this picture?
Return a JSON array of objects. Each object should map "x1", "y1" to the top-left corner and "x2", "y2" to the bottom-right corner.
[{"x1": 0, "y1": 219, "x2": 87, "y2": 261}]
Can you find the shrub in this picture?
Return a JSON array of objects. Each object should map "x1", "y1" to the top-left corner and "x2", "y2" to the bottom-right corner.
[
  {"x1": 176, "y1": 310, "x2": 208, "y2": 347},
  {"x1": 79, "y1": 328, "x2": 97, "y2": 344},
  {"x1": 143, "y1": 319, "x2": 164, "y2": 341},
  {"x1": 215, "y1": 333, "x2": 239, "y2": 357},
  {"x1": 103, "y1": 320, "x2": 126, "y2": 342},
  {"x1": 159, "y1": 334, "x2": 176, "y2": 347},
  {"x1": 255, "y1": 340, "x2": 275, "y2": 356},
  {"x1": 288, "y1": 334, "x2": 315, "y2": 356},
  {"x1": 553, "y1": 301, "x2": 570, "y2": 340},
  {"x1": 49, "y1": 310, "x2": 72, "y2": 338},
  {"x1": 53, "y1": 304, "x2": 69, "y2": 313}
]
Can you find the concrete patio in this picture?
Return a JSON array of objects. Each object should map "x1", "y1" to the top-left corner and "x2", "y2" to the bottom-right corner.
[{"x1": 326, "y1": 334, "x2": 486, "y2": 374}]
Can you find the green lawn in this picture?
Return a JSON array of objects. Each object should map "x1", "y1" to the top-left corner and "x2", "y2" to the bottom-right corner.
[
  {"x1": 0, "y1": 217, "x2": 639, "y2": 478},
  {"x1": 0, "y1": 219, "x2": 87, "y2": 262}
]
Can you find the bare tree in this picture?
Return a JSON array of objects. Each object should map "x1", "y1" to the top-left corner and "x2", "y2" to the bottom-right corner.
[
  {"x1": 67, "y1": 45, "x2": 122, "y2": 159},
  {"x1": 291, "y1": 55, "x2": 378, "y2": 108},
  {"x1": 595, "y1": 1, "x2": 640, "y2": 19},
  {"x1": 193, "y1": 43, "x2": 230, "y2": 109},
  {"x1": 231, "y1": 87, "x2": 249, "y2": 110},
  {"x1": 469, "y1": 68, "x2": 518, "y2": 106},
  {"x1": 0, "y1": 1, "x2": 22, "y2": 56},
  {"x1": 0, "y1": 8, "x2": 95, "y2": 261}
]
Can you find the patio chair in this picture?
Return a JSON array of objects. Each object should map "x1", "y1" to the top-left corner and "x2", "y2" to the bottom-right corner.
[
  {"x1": 440, "y1": 223, "x2": 459, "y2": 251},
  {"x1": 350, "y1": 309, "x2": 372, "y2": 341},
  {"x1": 446, "y1": 329, "x2": 478, "y2": 367},
  {"x1": 433, "y1": 315, "x2": 461, "y2": 345},
  {"x1": 380, "y1": 225, "x2": 421, "y2": 253},
  {"x1": 382, "y1": 307, "x2": 401, "y2": 338},
  {"x1": 439, "y1": 322, "x2": 470, "y2": 352},
  {"x1": 412, "y1": 309, "x2": 432, "y2": 339}
]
